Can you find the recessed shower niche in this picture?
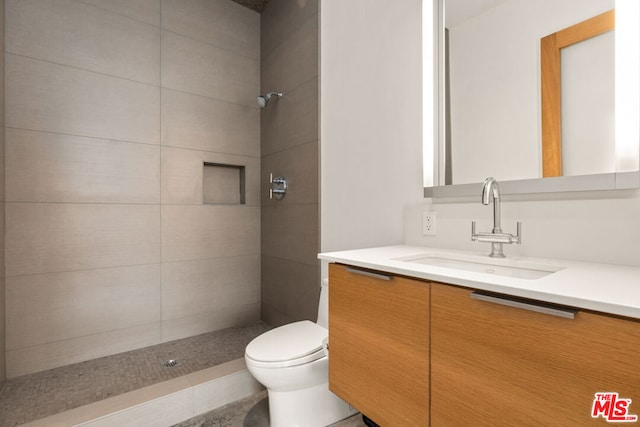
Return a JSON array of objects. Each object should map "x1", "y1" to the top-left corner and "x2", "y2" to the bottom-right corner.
[{"x1": 203, "y1": 162, "x2": 246, "y2": 205}]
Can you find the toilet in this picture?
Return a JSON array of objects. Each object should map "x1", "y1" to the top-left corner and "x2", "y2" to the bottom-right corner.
[{"x1": 245, "y1": 279, "x2": 357, "y2": 427}]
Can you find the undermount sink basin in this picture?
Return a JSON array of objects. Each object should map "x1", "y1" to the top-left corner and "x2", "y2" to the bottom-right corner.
[{"x1": 397, "y1": 254, "x2": 563, "y2": 280}]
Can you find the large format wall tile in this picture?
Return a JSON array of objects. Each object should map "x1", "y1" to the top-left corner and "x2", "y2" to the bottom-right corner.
[
  {"x1": 161, "y1": 88, "x2": 259, "y2": 156},
  {"x1": 6, "y1": 323, "x2": 161, "y2": 378},
  {"x1": 0, "y1": 135, "x2": 3, "y2": 196},
  {"x1": 162, "y1": 302, "x2": 260, "y2": 342},
  {"x1": 260, "y1": 0, "x2": 319, "y2": 327},
  {"x1": 162, "y1": 205, "x2": 260, "y2": 263},
  {"x1": 0, "y1": 0, "x2": 4, "y2": 51},
  {"x1": 6, "y1": 0, "x2": 160, "y2": 84},
  {"x1": 3, "y1": 0, "x2": 262, "y2": 376},
  {"x1": 6, "y1": 203, "x2": 160, "y2": 276},
  {"x1": 260, "y1": 77, "x2": 318, "y2": 155},
  {"x1": 6, "y1": 264, "x2": 161, "y2": 350},
  {"x1": 261, "y1": 203, "x2": 319, "y2": 266},
  {"x1": 78, "y1": 0, "x2": 161, "y2": 27},
  {"x1": 261, "y1": 255, "x2": 319, "y2": 327},
  {"x1": 161, "y1": 146, "x2": 259, "y2": 206},
  {"x1": 0, "y1": 0, "x2": 5, "y2": 382},
  {"x1": 261, "y1": 140, "x2": 318, "y2": 206},
  {"x1": 261, "y1": 15, "x2": 318, "y2": 94},
  {"x1": 161, "y1": 31, "x2": 259, "y2": 106},
  {"x1": 0, "y1": 41, "x2": 4, "y2": 127},
  {"x1": 162, "y1": 256, "x2": 260, "y2": 322},
  {"x1": 162, "y1": 0, "x2": 259, "y2": 59},
  {"x1": 261, "y1": 0, "x2": 318, "y2": 60},
  {"x1": 0, "y1": 205, "x2": 4, "y2": 381},
  {"x1": 6, "y1": 54, "x2": 160, "y2": 144},
  {"x1": 6, "y1": 128, "x2": 160, "y2": 203}
]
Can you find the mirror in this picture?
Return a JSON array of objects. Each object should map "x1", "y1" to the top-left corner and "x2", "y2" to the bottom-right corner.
[
  {"x1": 541, "y1": 10, "x2": 615, "y2": 178},
  {"x1": 424, "y1": 0, "x2": 640, "y2": 197}
]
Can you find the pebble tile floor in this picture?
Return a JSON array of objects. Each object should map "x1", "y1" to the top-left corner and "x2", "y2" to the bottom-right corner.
[
  {"x1": 173, "y1": 390, "x2": 367, "y2": 427},
  {"x1": 0, "y1": 323, "x2": 270, "y2": 427}
]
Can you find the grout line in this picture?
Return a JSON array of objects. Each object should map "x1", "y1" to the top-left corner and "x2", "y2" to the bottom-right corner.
[
  {"x1": 4, "y1": 320, "x2": 163, "y2": 354},
  {"x1": 3, "y1": 200, "x2": 160, "y2": 206},
  {"x1": 74, "y1": 0, "x2": 162, "y2": 29},
  {"x1": 4, "y1": 261, "x2": 163, "y2": 279},
  {"x1": 159, "y1": 0, "x2": 165, "y2": 344},
  {"x1": 4, "y1": 126, "x2": 161, "y2": 148},
  {"x1": 5, "y1": 52, "x2": 260, "y2": 111},
  {"x1": 260, "y1": 253, "x2": 320, "y2": 269},
  {"x1": 159, "y1": 143, "x2": 261, "y2": 159},
  {"x1": 261, "y1": 137, "x2": 319, "y2": 158},
  {"x1": 5, "y1": 51, "x2": 160, "y2": 88},
  {"x1": 161, "y1": 85, "x2": 262, "y2": 111},
  {"x1": 5, "y1": 126, "x2": 261, "y2": 160},
  {"x1": 162, "y1": 27, "x2": 260, "y2": 62},
  {"x1": 260, "y1": 7, "x2": 319, "y2": 62}
]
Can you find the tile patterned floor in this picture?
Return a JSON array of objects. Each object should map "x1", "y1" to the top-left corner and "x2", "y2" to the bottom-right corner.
[
  {"x1": 0, "y1": 323, "x2": 270, "y2": 427},
  {"x1": 172, "y1": 390, "x2": 367, "y2": 427}
]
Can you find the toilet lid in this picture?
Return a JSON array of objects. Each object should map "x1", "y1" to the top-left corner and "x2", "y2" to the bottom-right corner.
[{"x1": 245, "y1": 320, "x2": 327, "y2": 363}]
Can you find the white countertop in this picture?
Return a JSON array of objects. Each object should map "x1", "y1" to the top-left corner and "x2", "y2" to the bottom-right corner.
[{"x1": 319, "y1": 245, "x2": 640, "y2": 320}]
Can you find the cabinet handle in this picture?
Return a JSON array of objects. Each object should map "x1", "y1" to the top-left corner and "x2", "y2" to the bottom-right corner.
[
  {"x1": 345, "y1": 267, "x2": 393, "y2": 281},
  {"x1": 470, "y1": 291, "x2": 577, "y2": 319}
]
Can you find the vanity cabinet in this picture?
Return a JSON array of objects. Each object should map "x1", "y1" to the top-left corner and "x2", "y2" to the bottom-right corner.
[
  {"x1": 328, "y1": 263, "x2": 430, "y2": 426},
  {"x1": 431, "y1": 283, "x2": 640, "y2": 426}
]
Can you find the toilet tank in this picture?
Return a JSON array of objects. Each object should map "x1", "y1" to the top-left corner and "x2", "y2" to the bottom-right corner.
[{"x1": 316, "y1": 278, "x2": 329, "y2": 328}]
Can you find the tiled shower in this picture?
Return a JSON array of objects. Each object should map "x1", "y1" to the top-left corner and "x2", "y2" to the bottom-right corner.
[
  {"x1": 260, "y1": 0, "x2": 320, "y2": 327},
  {"x1": 0, "y1": 0, "x2": 319, "y2": 390}
]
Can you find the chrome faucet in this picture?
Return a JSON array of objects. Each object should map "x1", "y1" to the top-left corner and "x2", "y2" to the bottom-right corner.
[
  {"x1": 472, "y1": 177, "x2": 521, "y2": 258},
  {"x1": 482, "y1": 177, "x2": 502, "y2": 234}
]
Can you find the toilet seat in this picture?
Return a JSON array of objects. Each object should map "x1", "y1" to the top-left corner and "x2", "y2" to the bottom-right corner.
[{"x1": 245, "y1": 320, "x2": 327, "y2": 368}]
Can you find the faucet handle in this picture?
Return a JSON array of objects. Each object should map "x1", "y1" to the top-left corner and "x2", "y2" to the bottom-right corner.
[
  {"x1": 514, "y1": 221, "x2": 522, "y2": 244},
  {"x1": 472, "y1": 220, "x2": 522, "y2": 244}
]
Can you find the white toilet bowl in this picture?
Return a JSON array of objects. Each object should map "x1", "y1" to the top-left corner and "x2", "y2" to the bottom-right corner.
[{"x1": 244, "y1": 282, "x2": 357, "y2": 427}]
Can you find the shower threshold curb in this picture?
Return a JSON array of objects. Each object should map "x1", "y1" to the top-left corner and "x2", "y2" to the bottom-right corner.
[{"x1": 18, "y1": 358, "x2": 263, "y2": 427}]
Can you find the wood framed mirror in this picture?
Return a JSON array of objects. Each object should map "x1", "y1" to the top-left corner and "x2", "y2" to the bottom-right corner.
[{"x1": 541, "y1": 10, "x2": 615, "y2": 177}]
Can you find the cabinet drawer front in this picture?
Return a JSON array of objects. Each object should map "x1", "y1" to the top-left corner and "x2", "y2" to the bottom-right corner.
[
  {"x1": 329, "y1": 264, "x2": 429, "y2": 426},
  {"x1": 432, "y1": 284, "x2": 640, "y2": 427}
]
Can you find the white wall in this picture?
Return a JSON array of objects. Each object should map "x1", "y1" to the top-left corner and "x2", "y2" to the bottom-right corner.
[
  {"x1": 320, "y1": 0, "x2": 425, "y2": 272},
  {"x1": 321, "y1": 0, "x2": 640, "y2": 271},
  {"x1": 406, "y1": 189, "x2": 640, "y2": 268}
]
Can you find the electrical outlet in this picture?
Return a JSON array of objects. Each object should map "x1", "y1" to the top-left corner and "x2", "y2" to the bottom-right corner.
[{"x1": 422, "y1": 211, "x2": 436, "y2": 235}]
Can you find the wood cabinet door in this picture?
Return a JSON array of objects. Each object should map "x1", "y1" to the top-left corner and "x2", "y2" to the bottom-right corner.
[
  {"x1": 431, "y1": 284, "x2": 640, "y2": 426},
  {"x1": 329, "y1": 264, "x2": 430, "y2": 426}
]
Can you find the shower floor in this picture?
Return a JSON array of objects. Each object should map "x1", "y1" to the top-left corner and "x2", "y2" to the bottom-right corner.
[{"x1": 0, "y1": 322, "x2": 270, "y2": 427}]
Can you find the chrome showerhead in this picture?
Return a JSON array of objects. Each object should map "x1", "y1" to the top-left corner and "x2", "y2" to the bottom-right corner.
[{"x1": 257, "y1": 91, "x2": 283, "y2": 108}]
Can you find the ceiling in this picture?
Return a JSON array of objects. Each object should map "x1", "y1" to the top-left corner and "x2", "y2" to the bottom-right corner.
[{"x1": 232, "y1": 0, "x2": 270, "y2": 13}]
